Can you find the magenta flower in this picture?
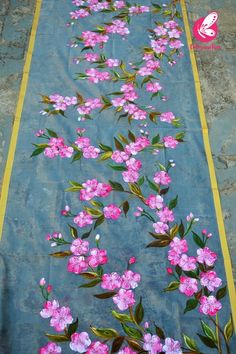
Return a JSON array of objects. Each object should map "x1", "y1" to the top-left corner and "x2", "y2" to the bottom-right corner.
[
  {"x1": 40, "y1": 300, "x2": 59, "y2": 319},
  {"x1": 114, "y1": 1, "x2": 126, "y2": 9},
  {"x1": 39, "y1": 342, "x2": 62, "y2": 354},
  {"x1": 153, "y1": 171, "x2": 172, "y2": 185},
  {"x1": 200, "y1": 271, "x2": 222, "y2": 291},
  {"x1": 157, "y1": 207, "x2": 174, "y2": 223},
  {"x1": 179, "y1": 276, "x2": 198, "y2": 297},
  {"x1": 159, "y1": 112, "x2": 175, "y2": 123},
  {"x1": 70, "y1": 238, "x2": 89, "y2": 256},
  {"x1": 74, "y1": 211, "x2": 93, "y2": 228},
  {"x1": 146, "y1": 82, "x2": 162, "y2": 93},
  {"x1": 143, "y1": 333, "x2": 163, "y2": 354},
  {"x1": 199, "y1": 295, "x2": 222, "y2": 316},
  {"x1": 129, "y1": 256, "x2": 136, "y2": 265},
  {"x1": 84, "y1": 53, "x2": 100, "y2": 62},
  {"x1": 106, "y1": 58, "x2": 120, "y2": 67},
  {"x1": 122, "y1": 170, "x2": 139, "y2": 183},
  {"x1": 162, "y1": 338, "x2": 182, "y2": 354},
  {"x1": 96, "y1": 183, "x2": 112, "y2": 197},
  {"x1": 87, "y1": 341, "x2": 109, "y2": 354},
  {"x1": 83, "y1": 146, "x2": 100, "y2": 159},
  {"x1": 70, "y1": 332, "x2": 91, "y2": 353},
  {"x1": 101, "y1": 272, "x2": 122, "y2": 290},
  {"x1": 168, "y1": 249, "x2": 181, "y2": 266},
  {"x1": 50, "y1": 306, "x2": 73, "y2": 332},
  {"x1": 163, "y1": 136, "x2": 178, "y2": 149},
  {"x1": 118, "y1": 347, "x2": 136, "y2": 354},
  {"x1": 75, "y1": 137, "x2": 90, "y2": 149},
  {"x1": 145, "y1": 194, "x2": 164, "y2": 210},
  {"x1": 121, "y1": 270, "x2": 141, "y2": 289},
  {"x1": 103, "y1": 204, "x2": 122, "y2": 220},
  {"x1": 169, "y1": 237, "x2": 188, "y2": 254},
  {"x1": 87, "y1": 248, "x2": 108, "y2": 267},
  {"x1": 196, "y1": 247, "x2": 217, "y2": 266},
  {"x1": 111, "y1": 150, "x2": 130, "y2": 163},
  {"x1": 113, "y1": 289, "x2": 135, "y2": 311},
  {"x1": 178, "y1": 254, "x2": 197, "y2": 271},
  {"x1": 67, "y1": 256, "x2": 88, "y2": 274},
  {"x1": 153, "y1": 221, "x2": 169, "y2": 235}
]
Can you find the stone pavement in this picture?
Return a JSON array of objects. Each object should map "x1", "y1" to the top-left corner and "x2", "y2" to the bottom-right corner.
[{"x1": 0, "y1": 0, "x2": 235, "y2": 283}]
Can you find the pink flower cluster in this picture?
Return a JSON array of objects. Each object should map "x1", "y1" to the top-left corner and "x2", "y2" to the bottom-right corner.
[
  {"x1": 153, "y1": 171, "x2": 172, "y2": 185},
  {"x1": 75, "y1": 136, "x2": 100, "y2": 159},
  {"x1": 77, "y1": 98, "x2": 102, "y2": 115},
  {"x1": 111, "y1": 83, "x2": 138, "y2": 107},
  {"x1": 74, "y1": 211, "x2": 93, "y2": 228},
  {"x1": 143, "y1": 333, "x2": 182, "y2": 354},
  {"x1": 39, "y1": 342, "x2": 62, "y2": 354},
  {"x1": 79, "y1": 179, "x2": 112, "y2": 201},
  {"x1": 81, "y1": 31, "x2": 109, "y2": 48},
  {"x1": 159, "y1": 111, "x2": 175, "y2": 124},
  {"x1": 49, "y1": 94, "x2": 77, "y2": 111},
  {"x1": 68, "y1": 238, "x2": 108, "y2": 274},
  {"x1": 122, "y1": 158, "x2": 142, "y2": 183},
  {"x1": 105, "y1": 20, "x2": 130, "y2": 36},
  {"x1": 70, "y1": 332, "x2": 109, "y2": 354},
  {"x1": 137, "y1": 55, "x2": 160, "y2": 77},
  {"x1": 129, "y1": 5, "x2": 150, "y2": 14},
  {"x1": 44, "y1": 137, "x2": 74, "y2": 159},
  {"x1": 85, "y1": 68, "x2": 111, "y2": 83},
  {"x1": 101, "y1": 270, "x2": 141, "y2": 311},
  {"x1": 40, "y1": 300, "x2": 73, "y2": 332},
  {"x1": 103, "y1": 204, "x2": 122, "y2": 220},
  {"x1": 163, "y1": 136, "x2": 178, "y2": 149}
]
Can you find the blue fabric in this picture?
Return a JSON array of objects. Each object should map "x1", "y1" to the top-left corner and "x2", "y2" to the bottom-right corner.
[{"x1": 0, "y1": 1, "x2": 235, "y2": 353}]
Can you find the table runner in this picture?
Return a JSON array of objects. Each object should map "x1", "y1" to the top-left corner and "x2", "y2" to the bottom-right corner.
[{"x1": 0, "y1": 0, "x2": 235, "y2": 353}]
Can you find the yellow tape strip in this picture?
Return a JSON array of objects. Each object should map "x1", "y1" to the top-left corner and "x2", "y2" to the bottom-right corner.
[
  {"x1": 181, "y1": 0, "x2": 236, "y2": 331},
  {"x1": 0, "y1": 0, "x2": 42, "y2": 240}
]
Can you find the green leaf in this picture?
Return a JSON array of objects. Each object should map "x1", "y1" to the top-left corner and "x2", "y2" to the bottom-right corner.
[
  {"x1": 81, "y1": 229, "x2": 92, "y2": 239},
  {"x1": 68, "y1": 318, "x2": 79, "y2": 337},
  {"x1": 164, "y1": 281, "x2": 180, "y2": 292},
  {"x1": 72, "y1": 150, "x2": 82, "y2": 162},
  {"x1": 45, "y1": 334, "x2": 70, "y2": 342},
  {"x1": 158, "y1": 163, "x2": 166, "y2": 171},
  {"x1": 192, "y1": 232, "x2": 204, "y2": 248},
  {"x1": 31, "y1": 147, "x2": 46, "y2": 157},
  {"x1": 183, "y1": 334, "x2": 199, "y2": 352},
  {"x1": 90, "y1": 200, "x2": 104, "y2": 208},
  {"x1": 94, "y1": 215, "x2": 105, "y2": 229},
  {"x1": 155, "y1": 325, "x2": 165, "y2": 340},
  {"x1": 128, "y1": 130, "x2": 136, "y2": 142},
  {"x1": 184, "y1": 299, "x2": 199, "y2": 314},
  {"x1": 108, "y1": 164, "x2": 127, "y2": 171},
  {"x1": 175, "y1": 265, "x2": 182, "y2": 277},
  {"x1": 152, "y1": 135, "x2": 160, "y2": 145},
  {"x1": 168, "y1": 195, "x2": 178, "y2": 210},
  {"x1": 200, "y1": 320, "x2": 217, "y2": 344},
  {"x1": 94, "y1": 292, "x2": 117, "y2": 299},
  {"x1": 146, "y1": 238, "x2": 171, "y2": 248},
  {"x1": 216, "y1": 285, "x2": 227, "y2": 300},
  {"x1": 109, "y1": 180, "x2": 124, "y2": 191},
  {"x1": 122, "y1": 324, "x2": 142, "y2": 340},
  {"x1": 224, "y1": 316, "x2": 233, "y2": 342},
  {"x1": 137, "y1": 176, "x2": 145, "y2": 186},
  {"x1": 179, "y1": 220, "x2": 185, "y2": 238},
  {"x1": 114, "y1": 137, "x2": 124, "y2": 151},
  {"x1": 183, "y1": 271, "x2": 198, "y2": 279},
  {"x1": 46, "y1": 128, "x2": 58, "y2": 138},
  {"x1": 128, "y1": 183, "x2": 142, "y2": 197},
  {"x1": 99, "y1": 143, "x2": 113, "y2": 152},
  {"x1": 111, "y1": 337, "x2": 125, "y2": 353},
  {"x1": 197, "y1": 334, "x2": 217, "y2": 348},
  {"x1": 100, "y1": 151, "x2": 113, "y2": 160},
  {"x1": 111, "y1": 311, "x2": 132, "y2": 323},
  {"x1": 117, "y1": 134, "x2": 129, "y2": 144},
  {"x1": 79, "y1": 279, "x2": 101, "y2": 288},
  {"x1": 84, "y1": 207, "x2": 103, "y2": 217},
  {"x1": 126, "y1": 339, "x2": 143, "y2": 351},
  {"x1": 49, "y1": 251, "x2": 72, "y2": 258},
  {"x1": 80, "y1": 272, "x2": 99, "y2": 279},
  {"x1": 123, "y1": 201, "x2": 130, "y2": 217},
  {"x1": 135, "y1": 298, "x2": 144, "y2": 324},
  {"x1": 90, "y1": 326, "x2": 119, "y2": 339},
  {"x1": 68, "y1": 224, "x2": 78, "y2": 239},
  {"x1": 146, "y1": 177, "x2": 159, "y2": 193}
]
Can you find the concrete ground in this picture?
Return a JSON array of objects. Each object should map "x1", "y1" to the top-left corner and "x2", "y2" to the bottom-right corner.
[{"x1": 0, "y1": 0, "x2": 235, "y2": 282}]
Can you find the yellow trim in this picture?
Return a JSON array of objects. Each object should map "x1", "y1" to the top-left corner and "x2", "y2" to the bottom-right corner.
[
  {"x1": 181, "y1": 0, "x2": 236, "y2": 331},
  {"x1": 0, "y1": 0, "x2": 42, "y2": 240}
]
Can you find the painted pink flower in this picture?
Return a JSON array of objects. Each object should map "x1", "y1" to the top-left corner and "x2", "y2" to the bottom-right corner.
[
  {"x1": 197, "y1": 247, "x2": 217, "y2": 266},
  {"x1": 153, "y1": 222, "x2": 169, "y2": 235},
  {"x1": 157, "y1": 207, "x2": 174, "y2": 223},
  {"x1": 143, "y1": 333, "x2": 163, "y2": 354},
  {"x1": 70, "y1": 332, "x2": 91, "y2": 353},
  {"x1": 163, "y1": 338, "x2": 182, "y2": 354},
  {"x1": 146, "y1": 82, "x2": 162, "y2": 93},
  {"x1": 40, "y1": 300, "x2": 59, "y2": 319},
  {"x1": 179, "y1": 254, "x2": 197, "y2": 271},
  {"x1": 122, "y1": 170, "x2": 139, "y2": 183},
  {"x1": 84, "y1": 53, "x2": 100, "y2": 62},
  {"x1": 113, "y1": 289, "x2": 135, "y2": 311},
  {"x1": 121, "y1": 270, "x2": 141, "y2": 289},
  {"x1": 153, "y1": 171, "x2": 172, "y2": 185},
  {"x1": 87, "y1": 341, "x2": 109, "y2": 354},
  {"x1": 103, "y1": 204, "x2": 122, "y2": 220},
  {"x1": 170, "y1": 237, "x2": 188, "y2": 254},
  {"x1": 179, "y1": 276, "x2": 198, "y2": 297},
  {"x1": 96, "y1": 183, "x2": 112, "y2": 197},
  {"x1": 50, "y1": 306, "x2": 73, "y2": 332},
  {"x1": 200, "y1": 271, "x2": 222, "y2": 291},
  {"x1": 75, "y1": 137, "x2": 90, "y2": 149},
  {"x1": 168, "y1": 249, "x2": 181, "y2": 266},
  {"x1": 74, "y1": 211, "x2": 93, "y2": 228},
  {"x1": 87, "y1": 248, "x2": 108, "y2": 267},
  {"x1": 83, "y1": 146, "x2": 100, "y2": 159},
  {"x1": 169, "y1": 40, "x2": 184, "y2": 49},
  {"x1": 168, "y1": 29, "x2": 182, "y2": 39},
  {"x1": 70, "y1": 238, "x2": 89, "y2": 256},
  {"x1": 112, "y1": 97, "x2": 126, "y2": 107},
  {"x1": 164, "y1": 20, "x2": 178, "y2": 29},
  {"x1": 114, "y1": 1, "x2": 126, "y2": 9},
  {"x1": 154, "y1": 25, "x2": 167, "y2": 36},
  {"x1": 101, "y1": 272, "x2": 122, "y2": 290},
  {"x1": 118, "y1": 347, "x2": 136, "y2": 354},
  {"x1": 111, "y1": 150, "x2": 130, "y2": 163},
  {"x1": 199, "y1": 296, "x2": 222, "y2": 316},
  {"x1": 145, "y1": 194, "x2": 164, "y2": 210},
  {"x1": 67, "y1": 256, "x2": 88, "y2": 274},
  {"x1": 39, "y1": 342, "x2": 62, "y2": 354},
  {"x1": 160, "y1": 112, "x2": 175, "y2": 123},
  {"x1": 163, "y1": 136, "x2": 178, "y2": 149},
  {"x1": 129, "y1": 256, "x2": 136, "y2": 265},
  {"x1": 106, "y1": 58, "x2": 120, "y2": 67}
]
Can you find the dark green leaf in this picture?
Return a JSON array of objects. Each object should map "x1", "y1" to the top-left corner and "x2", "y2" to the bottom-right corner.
[
  {"x1": 128, "y1": 130, "x2": 136, "y2": 142},
  {"x1": 152, "y1": 135, "x2": 160, "y2": 145},
  {"x1": 108, "y1": 164, "x2": 127, "y2": 171},
  {"x1": 99, "y1": 143, "x2": 113, "y2": 152},
  {"x1": 216, "y1": 285, "x2": 227, "y2": 300},
  {"x1": 175, "y1": 265, "x2": 182, "y2": 277},
  {"x1": 46, "y1": 128, "x2": 58, "y2": 138},
  {"x1": 81, "y1": 229, "x2": 92, "y2": 239},
  {"x1": 146, "y1": 238, "x2": 171, "y2": 248},
  {"x1": 94, "y1": 215, "x2": 105, "y2": 229},
  {"x1": 90, "y1": 326, "x2": 119, "y2": 339},
  {"x1": 94, "y1": 292, "x2": 117, "y2": 299},
  {"x1": 184, "y1": 299, "x2": 198, "y2": 314},
  {"x1": 168, "y1": 195, "x2": 178, "y2": 210},
  {"x1": 111, "y1": 337, "x2": 124, "y2": 353},
  {"x1": 164, "y1": 281, "x2": 180, "y2": 292},
  {"x1": 137, "y1": 176, "x2": 145, "y2": 186},
  {"x1": 68, "y1": 224, "x2": 78, "y2": 239},
  {"x1": 49, "y1": 251, "x2": 72, "y2": 258},
  {"x1": 109, "y1": 180, "x2": 124, "y2": 191},
  {"x1": 72, "y1": 150, "x2": 82, "y2": 162},
  {"x1": 155, "y1": 325, "x2": 165, "y2": 340},
  {"x1": 197, "y1": 334, "x2": 217, "y2": 348},
  {"x1": 135, "y1": 298, "x2": 144, "y2": 324},
  {"x1": 31, "y1": 147, "x2": 46, "y2": 157},
  {"x1": 114, "y1": 137, "x2": 124, "y2": 151},
  {"x1": 68, "y1": 318, "x2": 79, "y2": 337},
  {"x1": 80, "y1": 272, "x2": 99, "y2": 279},
  {"x1": 192, "y1": 232, "x2": 205, "y2": 248},
  {"x1": 183, "y1": 334, "x2": 199, "y2": 352},
  {"x1": 224, "y1": 316, "x2": 233, "y2": 342},
  {"x1": 183, "y1": 271, "x2": 198, "y2": 279},
  {"x1": 45, "y1": 334, "x2": 70, "y2": 342},
  {"x1": 123, "y1": 201, "x2": 130, "y2": 217},
  {"x1": 200, "y1": 320, "x2": 216, "y2": 344},
  {"x1": 179, "y1": 220, "x2": 185, "y2": 238},
  {"x1": 79, "y1": 279, "x2": 101, "y2": 288},
  {"x1": 111, "y1": 311, "x2": 132, "y2": 323},
  {"x1": 122, "y1": 324, "x2": 142, "y2": 340}
]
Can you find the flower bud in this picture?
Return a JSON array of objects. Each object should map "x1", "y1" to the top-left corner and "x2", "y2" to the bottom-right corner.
[
  {"x1": 95, "y1": 234, "x2": 100, "y2": 241},
  {"x1": 129, "y1": 257, "x2": 136, "y2": 265},
  {"x1": 166, "y1": 267, "x2": 173, "y2": 275},
  {"x1": 39, "y1": 278, "x2": 46, "y2": 286},
  {"x1": 47, "y1": 285, "x2": 52, "y2": 293}
]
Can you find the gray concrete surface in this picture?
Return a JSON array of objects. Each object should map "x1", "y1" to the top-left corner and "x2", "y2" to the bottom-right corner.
[{"x1": 0, "y1": 0, "x2": 235, "y2": 283}]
